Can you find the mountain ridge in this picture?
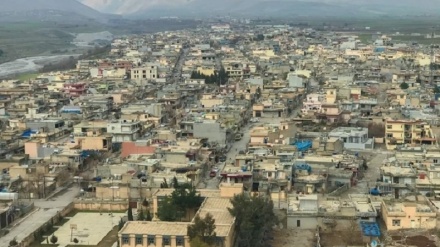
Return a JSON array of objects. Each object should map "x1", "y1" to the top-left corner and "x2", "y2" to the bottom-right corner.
[
  {"x1": 79, "y1": 0, "x2": 440, "y2": 18},
  {"x1": 0, "y1": 0, "x2": 113, "y2": 23}
]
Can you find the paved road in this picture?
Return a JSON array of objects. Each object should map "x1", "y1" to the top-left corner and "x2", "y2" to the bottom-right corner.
[
  {"x1": 1, "y1": 186, "x2": 79, "y2": 247},
  {"x1": 205, "y1": 117, "x2": 285, "y2": 189}
]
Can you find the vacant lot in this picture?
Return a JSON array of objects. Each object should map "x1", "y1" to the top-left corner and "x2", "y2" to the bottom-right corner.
[
  {"x1": 271, "y1": 228, "x2": 315, "y2": 247},
  {"x1": 320, "y1": 230, "x2": 364, "y2": 246}
]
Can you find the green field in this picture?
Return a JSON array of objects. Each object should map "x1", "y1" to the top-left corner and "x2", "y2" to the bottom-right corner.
[
  {"x1": 0, "y1": 21, "x2": 108, "y2": 63},
  {"x1": 17, "y1": 73, "x2": 39, "y2": 81}
]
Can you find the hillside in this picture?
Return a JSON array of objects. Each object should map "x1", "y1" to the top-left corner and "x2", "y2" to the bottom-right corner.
[
  {"x1": 80, "y1": 0, "x2": 440, "y2": 18},
  {"x1": 0, "y1": 0, "x2": 113, "y2": 23}
]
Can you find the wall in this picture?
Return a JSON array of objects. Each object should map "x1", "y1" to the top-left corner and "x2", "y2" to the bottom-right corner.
[
  {"x1": 73, "y1": 200, "x2": 129, "y2": 211},
  {"x1": 96, "y1": 186, "x2": 130, "y2": 200},
  {"x1": 77, "y1": 136, "x2": 108, "y2": 150},
  {"x1": 193, "y1": 122, "x2": 226, "y2": 144},
  {"x1": 219, "y1": 183, "x2": 244, "y2": 198},
  {"x1": 287, "y1": 216, "x2": 318, "y2": 229},
  {"x1": 20, "y1": 202, "x2": 74, "y2": 247}
]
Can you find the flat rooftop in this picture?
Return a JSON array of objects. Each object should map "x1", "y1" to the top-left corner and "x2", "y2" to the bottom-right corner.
[{"x1": 45, "y1": 212, "x2": 125, "y2": 247}]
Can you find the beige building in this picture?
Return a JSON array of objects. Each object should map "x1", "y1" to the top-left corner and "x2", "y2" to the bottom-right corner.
[
  {"x1": 131, "y1": 64, "x2": 159, "y2": 81},
  {"x1": 385, "y1": 119, "x2": 436, "y2": 150},
  {"x1": 381, "y1": 196, "x2": 437, "y2": 230},
  {"x1": 119, "y1": 185, "x2": 241, "y2": 247}
]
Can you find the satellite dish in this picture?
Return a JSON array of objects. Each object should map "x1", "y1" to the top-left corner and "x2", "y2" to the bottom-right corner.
[{"x1": 371, "y1": 240, "x2": 378, "y2": 247}]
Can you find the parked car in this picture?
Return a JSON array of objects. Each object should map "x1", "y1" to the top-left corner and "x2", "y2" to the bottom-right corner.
[
  {"x1": 219, "y1": 156, "x2": 227, "y2": 162},
  {"x1": 209, "y1": 171, "x2": 217, "y2": 177},
  {"x1": 250, "y1": 118, "x2": 260, "y2": 123}
]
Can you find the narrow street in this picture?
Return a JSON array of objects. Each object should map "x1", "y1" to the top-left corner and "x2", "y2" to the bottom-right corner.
[
  {"x1": 204, "y1": 116, "x2": 287, "y2": 189},
  {"x1": 1, "y1": 186, "x2": 79, "y2": 247}
]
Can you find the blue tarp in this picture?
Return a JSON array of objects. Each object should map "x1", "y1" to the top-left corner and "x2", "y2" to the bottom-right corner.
[
  {"x1": 370, "y1": 188, "x2": 380, "y2": 196},
  {"x1": 292, "y1": 140, "x2": 312, "y2": 152},
  {"x1": 21, "y1": 129, "x2": 37, "y2": 138},
  {"x1": 360, "y1": 222, "x2": 380, "y2": 237},
  {"x1": 81, "y1": 150, "x2": 101, "y2": 158},
  {"x1": 61, "y1": 109, "x2": 81, "y2": 114}
]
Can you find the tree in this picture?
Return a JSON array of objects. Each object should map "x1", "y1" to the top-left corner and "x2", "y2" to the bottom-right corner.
[
  {"x1": 228, "y1": 194, "x2": 277, "y2": 247},
  {"x1": 156, "y1": 196, "x2": 183, "y2": 221},
  {"x1": 137, "y1": 209, "x2": 145, "y2": 221},
  {"x1": 50, "y1": 235, "x2": 58, "y2": 244},
  {"x1": 9, "y1": 238, "x2": 18, "y2": 247},
  {"x1": 171, "y1": 186, "x2": 203, "y2": 221},
  {"x1": 400, "y1": 82, "x2": 409, "y2": 89},
  {"x1": 157, "y1": 186, "x2": 203, "y2": 222},
  {"x1": 127, "y1": 207, "x2": 134, "y2": 221},
  {"x1": 187, "y1": 213, "x2": 216, "y2": 245},
  {"x1": 73, "y1": 238, "x2": 79, "y2": 244},
  {"x1": 118, "y1": 218, "x2": 125, "y2": 230},
  {"x1": 190, "y1": 237, "x2": 210, "y2": 247},
  {"x1": 256, "y1": 87, "x2": 262, "y2": 99},
  {"x1": 146, "y1": 210, "x2": 153, "y2": 221},
  {"x1": 367, "y1": 123, "x2": 385, "y2": 138},
  {"x1": 172, "y1": 176, "x2": 179, "y2": 188},
  {"x1": 160, "y1": 178, "x2": 169, "y2": 188}
]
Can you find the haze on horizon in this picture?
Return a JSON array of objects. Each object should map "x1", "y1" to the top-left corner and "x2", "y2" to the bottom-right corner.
[{"x1": 79, "y1": 0, "x2": 440, "y2": 17}]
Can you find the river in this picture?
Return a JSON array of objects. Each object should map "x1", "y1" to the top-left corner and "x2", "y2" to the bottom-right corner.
[{"x1": 0, "y1": 54, "x2": 80, "y2": 79}]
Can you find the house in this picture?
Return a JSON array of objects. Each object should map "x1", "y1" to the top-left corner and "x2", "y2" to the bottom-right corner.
[
  {"x1": 73, "y1": 121, "x2": 113, "y2": 151},
  {"x1": 131, "y1": 63, "x2": 159, "y2": 81},
  {"x1": 381, "y1": 196, "x2": 437, "y2": 230},
  {"x1": 328, "y1": 127, "x2": 374, "y2": 150},
  {"x1": 107, "y1": 120, "x2": 142, "y2": 143},
  {"x1": 385, "y1": 119, "x2": 436, "y2": 150}
]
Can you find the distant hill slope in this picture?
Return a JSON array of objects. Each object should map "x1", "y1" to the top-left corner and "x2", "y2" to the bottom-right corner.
[
  {"x1": 0, "y1": 0, "x2": 113, "y2": 23},
  {"x1": 80, "y1": 0, "x2": 440, "y2": 18}
]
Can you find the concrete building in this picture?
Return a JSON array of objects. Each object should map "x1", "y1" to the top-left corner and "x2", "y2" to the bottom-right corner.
[
  {"x1": 381, "y1": 196, "x2": 437, "y2": 230},
  {"x1": 385, "y1": 119, "x2": 436, "y2": 150},
  {"x1": 131, "y1": 64, "x2": 159, "y2": 81},
  {"x1": 287, "y1": 194, "x2": 377, "y2": 230},
  {"x1": 329, "y1": 127, "x2": 374, "y2": 150},
  {"x1": 107, "y1": 120, "x2": 142, "y2": 143},
  {"x1": 119, "y1": 186, "x2": 240, "y2": 247},
  {"x1": 193, "y1": 120, "x2": 231, "y2": 146}
]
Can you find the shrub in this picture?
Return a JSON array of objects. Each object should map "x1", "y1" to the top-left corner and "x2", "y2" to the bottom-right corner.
[
  {"x1": 9, "y1": 238, "x2": 18, "y2": 247},
  {"x1": 50, "y1": 235, "x2": 58, "y2": 244}
]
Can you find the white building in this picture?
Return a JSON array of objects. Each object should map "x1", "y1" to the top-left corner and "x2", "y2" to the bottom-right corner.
[
  {"x1": 131, "y1": 63, "x2": 159, "y2": 81},
  {"x1": 107, "y1": 120, "x2": 142, "y2": 143}
]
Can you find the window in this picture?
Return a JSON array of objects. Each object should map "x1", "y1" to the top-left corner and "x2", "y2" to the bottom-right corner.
[
  {"x1": 147, "y1": 236, "x2": 155, "y2": 245},
  {"x1": 163, "y1": 236, "x2": 171, "y2": 245},
  {"x1": 392, "y1": 219, "x2": 401, "y2": 226},
  {"x1": 122, "y1": 235, "x2": 130, "y2": 244},
  {"x1": 434, "y1": 159, "x2": 438, "y2": 164},
  {"x1": 176, "y1": 236, "x2": 184, "y2": 246},
  {"x1": 387, "y1": 133, "x2": 393, "y2": 138},
  {"x1": 136, "y1": 235, "x2": 143, "y2": 245},
  {"x1": 387, "y1": 125, "x2": 392, "y2": 129}
]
